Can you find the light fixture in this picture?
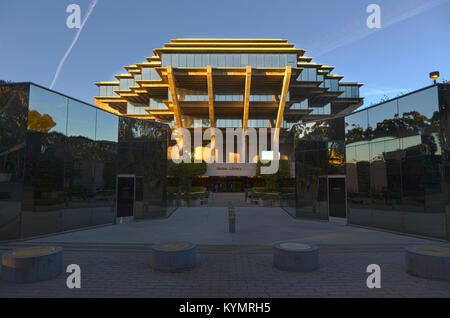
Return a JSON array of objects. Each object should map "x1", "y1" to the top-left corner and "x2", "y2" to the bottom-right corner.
[{"x1": 429, "y1": 71, "x2": 440, "y2": 84}]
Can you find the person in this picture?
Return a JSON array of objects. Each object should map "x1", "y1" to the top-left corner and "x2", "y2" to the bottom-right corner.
[{"x1": 244, "y1": 186, "x2": 249, "y2": 199}]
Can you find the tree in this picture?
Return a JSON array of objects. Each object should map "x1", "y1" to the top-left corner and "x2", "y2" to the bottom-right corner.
[
  {"x1": 27, "y1": 110, "x2": 56, "y2": 133},
  {"x1": 256, "y1": 159, "x2": 290, "y2": 192},
  {"x1": 167, "y1": 158, "x2": 207, "y2": 199}
]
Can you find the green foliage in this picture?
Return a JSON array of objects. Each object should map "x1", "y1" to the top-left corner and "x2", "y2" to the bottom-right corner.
[
  {"x1": 167, "y1": 159, "x2": 207, "y2": 198},
  {"x1": 256, "y1": 159, "x2": 290, "y2": 192}
]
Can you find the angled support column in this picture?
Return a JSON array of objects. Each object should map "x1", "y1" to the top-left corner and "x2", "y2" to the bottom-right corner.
[
  {"x1": 275, "y1": 66, "x2": 292, "y2": 130},
  {"x1": 167, "y1": 65, "x2": 182, "y2": 128},
  {"x1": 207, "y1": 65, "x2": 216, "y2": 162},
  {"x1": 241, "y1": 66, "x2": 252, "y2": 163},
  {"x1": 207, "y1": 65, "x2": 215, "y2": 128},
  {"x1": 243, "y1": 65, "x2": 252, "y2": 131}
]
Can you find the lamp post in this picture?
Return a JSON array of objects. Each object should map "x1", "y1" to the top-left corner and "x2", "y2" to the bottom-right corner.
[{"x1": 430, "y1": 71, "x2": 440, "y2": 84}]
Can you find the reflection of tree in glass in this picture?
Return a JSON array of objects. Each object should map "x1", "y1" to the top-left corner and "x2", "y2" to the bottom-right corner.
[
  {"x1": 0, "y1": 84, "x2": 29, "y2": 178},
  {"x1": 345, "y1": 110, "x2": 440, "y2": 144},
  {"x1": 27, "y1": 110, "x2": 56, "y2": 133}
]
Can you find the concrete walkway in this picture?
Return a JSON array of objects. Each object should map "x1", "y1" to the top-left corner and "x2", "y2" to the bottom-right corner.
[
  {"x1": 20, "y1": 206, "x2": 445, "y2": 246},
  {"x1": 207, "y1": 192, "x2": 252, "y2": 206}
]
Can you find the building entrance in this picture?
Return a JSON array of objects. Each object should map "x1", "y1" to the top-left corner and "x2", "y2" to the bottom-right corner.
[{"x1": 116, "y1": 175, "x2": 135, "y2": 218}]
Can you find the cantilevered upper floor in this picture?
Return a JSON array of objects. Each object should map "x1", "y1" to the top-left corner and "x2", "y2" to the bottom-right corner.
[{"x1": 94, "y1": 39, "x2": 363, "y2": 130}]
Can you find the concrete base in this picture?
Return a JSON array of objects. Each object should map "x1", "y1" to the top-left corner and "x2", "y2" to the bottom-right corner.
[
  {"x1": 151, "y1": 242, "x2": 196, "y2": 272},
  {"x1": 1, "y1": 247, "x2": 63, "y2": 283},
  {"x1": 405, "y1": 245, "x2": 450, "y2": 281},
  {"x1": 273, "y1": 242, "x2": 319, "y2": 272}
]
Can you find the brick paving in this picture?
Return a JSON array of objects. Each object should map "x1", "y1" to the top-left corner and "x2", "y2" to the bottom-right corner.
[
  {"x1": 0, "y1": 207, "x2": 449, "y2": 298},
  {"x1": 0, "y1": 243, "x2": 449, "y2": 298}
]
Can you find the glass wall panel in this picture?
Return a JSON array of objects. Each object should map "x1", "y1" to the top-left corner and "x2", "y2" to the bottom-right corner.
[
  {"x1": 345, "y1": 110, "x2": 370, "y2": 212},
  {"x1": 179, "y1": 54, "x2": 187, "y2": 67},
  {"x1": 264, "y1": 54, "x2": 271, "y2": 67},
  {"x1": 397, "y1": 87, "x2": 441, "y2": 214},
  {"x1": 218, "y1": 54, "x2": 225, "y2": 67},
  {"x1": 0, "y1": 84, "x2": 29, "y2": 240},
  {"x1": 210, "y1": 54, "x2": 217, "y2": 67},
  {"x1": 23, "y1": 85, "x2": 68, "y2": 237},
  {"x1": 233, "y1": 54, "x2": 240, "y2": 67},
  {"x1": 29, "y1": 84, "x2": 67, "y2": 134},
  {"x1": 272, "y1": 54, "x2": 279, "y2": 67},
  {"x1": 118, "y1": 117, "x2": 169, "y2": 217},
  {"x1": 187, "y1": 54, "x2": 194, "y2": 67},
  {"x1": 257, "y1": 55, "x2": 264, "y2": 68},
  {"x1": 194, "y1": 54, "x2": 202, "y2": 67},
  {"x1": 67, "y1": 100, "x2": 96, "y2": 139},
  {"x1": 241, "y1": 54, "x2": 249, "y2": 67},
  {"x1": 201, "y1": 54, "x2": 209, "y2": 67},
  {"x1": 287, "y1": 54, "x2": 297, "y2": 67},
  {"x1": 249, "y1": 54, "x2": 257, "y2": 68}
]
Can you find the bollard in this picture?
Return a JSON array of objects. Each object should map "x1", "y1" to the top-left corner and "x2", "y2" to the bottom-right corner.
[{"x1": 228, "y1": 202, "x2": 235, "y2": 233}]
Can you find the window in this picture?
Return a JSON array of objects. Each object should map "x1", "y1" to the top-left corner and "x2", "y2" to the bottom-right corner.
[
  {"x1": 257, "y1": 55, "x2": 264, "y2": 67},
  {"x1": 201, "y1": 54, "x2": 209, "y2": 67},
  {"x1": 264, "y1": 54, "x2": 271, "y2": 67},
  {"x1": 162, "y1": 54, "x2": 171, "y2": 66},
  {"x1": 210, "y1": 54, "x2": 218, "y2": 67},
  {"x1": 171, "y1": 54, "x2": 179, "y2": 67},
  {"x1": 226, "y1": 54, "x2": 233, "y2": 67},
  {"x1": 288, "y1": 54, "x2": 296, "y2": 67},
  {"x1": 179, "y1": 54, "x2": 187, "y2": 67},
  {"x1": 272, "y1": 54, "x2": 279, "y2": 67},
  {"x1": 187, "y1": 54, "x2": 194, "y2": 67},
  {"x1": 233, "y1": 54, "x2": 240, "y2": 67},
  {"x1": 249, "y1": 54, "x2": 257, "y2": 67},
  {"x1": 218, "y1": 54, "x2": 225, "y2": 67},
  {"x1": 241, "y1": 54, "x2": 249, "y2": 66}
]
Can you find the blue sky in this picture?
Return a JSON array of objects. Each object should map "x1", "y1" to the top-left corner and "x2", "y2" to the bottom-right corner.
[{"x1": 1, "y1": 0, "x2": 449, "y2": 108}]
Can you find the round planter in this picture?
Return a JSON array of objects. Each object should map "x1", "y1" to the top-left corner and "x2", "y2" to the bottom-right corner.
[
  {"x1": 405, "y1": 245, "x2": 450, "y2": 281},
  {"x1": 273, "y1": 242, "x2": 319, "y2": 272},
  {"x1": 151, "y1": 242, "x2": 196, "y2": 272},
  {"x1": 1, "y1": 247, "x2": 63, "y2": 283}
]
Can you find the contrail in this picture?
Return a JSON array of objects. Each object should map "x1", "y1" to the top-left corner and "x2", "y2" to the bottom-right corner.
[
  {"x1": 311, "y1": 0, "x2": 449, "y2": 58},
  {"x1": 50, "y1": 0, "x2": 98, "y2": 89}
]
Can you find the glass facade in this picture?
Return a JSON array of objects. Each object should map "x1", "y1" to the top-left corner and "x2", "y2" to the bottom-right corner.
[
  {"x1": 162, "y1": 53, "x2": 297, "y2": 68},
  {"x1": 288, "y1": 85, "x2": 450, "y2": 240},
  {"x1": 0, "y1": 83, "x2": 171, "y2": 241}
]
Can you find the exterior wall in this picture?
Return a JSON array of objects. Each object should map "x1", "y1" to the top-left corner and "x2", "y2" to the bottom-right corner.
[
  {"x1": 118, "y1": 117, "x2": 171, "y2": 218},
  {"x1": 0, "y1": 83, "x2": 170, "y2": 241},
  {"x1": 290, "y1": 84, "x2": 450, "y2": 240},
  {"x1": 0, "y1": 83, "x2": 29, "y2": 240}
]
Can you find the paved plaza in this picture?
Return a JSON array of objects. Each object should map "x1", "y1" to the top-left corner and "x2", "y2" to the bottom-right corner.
[{"x1": 1, "y1": 207, "x2": 449, "y2": 298}]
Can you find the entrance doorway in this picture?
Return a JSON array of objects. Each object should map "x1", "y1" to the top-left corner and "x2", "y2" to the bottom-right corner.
[
  {"x1": 328, "y1": 176, "x2": 347, "y2": 220},
  {"x1": 116, "y1": 175, "x2": 136, "y2": 218},
  {"x1": 319, "y1": 175, "x2": 347, "y2": 221}
]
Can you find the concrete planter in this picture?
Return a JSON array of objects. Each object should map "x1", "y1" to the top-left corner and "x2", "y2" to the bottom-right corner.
[
  {"x1": 274, "y1": 242, "x2": 319, "y2": 272},
  {"x1": 272, "y1": 200, "x2": 281, "y2": 207},
  {"x1": 262, "y1": 199, "x2": 272, "y2": 207},
  {"x1": 151, "y1": 242, "x2": 197, "y2": 272},
  {"x1": 1, "y1": 247, "x2": 63, "y2": 283},
  {"x1": 405, "y1": 245, "x2": 450, "y2": 281}
]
